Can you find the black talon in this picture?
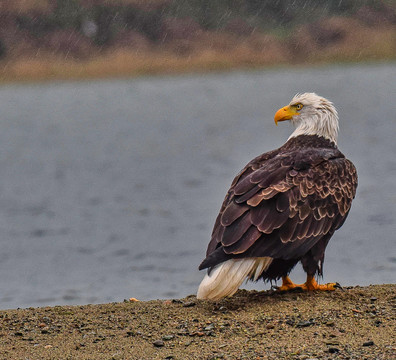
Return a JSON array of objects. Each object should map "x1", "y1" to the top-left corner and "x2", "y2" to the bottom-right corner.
[{"x1": 334, "y1": 282, "x2": 344, "y2": 291}]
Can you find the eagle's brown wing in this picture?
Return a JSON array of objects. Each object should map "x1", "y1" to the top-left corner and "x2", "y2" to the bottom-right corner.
[{"x1": 199, "y1": 147, "x2": 358, "y2": 271}]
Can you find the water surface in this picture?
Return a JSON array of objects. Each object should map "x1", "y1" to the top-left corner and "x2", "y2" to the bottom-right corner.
[{"x1": 0, "y1": 63, "x2": 395, "y2": 309}]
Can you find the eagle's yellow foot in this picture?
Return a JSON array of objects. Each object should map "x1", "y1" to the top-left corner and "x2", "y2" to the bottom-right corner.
[
  {"x1": 277, "y1": 275, "x2": 340, "y2": 292},
  {"x1": 276, "y1": 276, "x2": 300, "y2": 291},
  {"x1": 299, "y1": 276, "x2": 339, "y2": 291}
]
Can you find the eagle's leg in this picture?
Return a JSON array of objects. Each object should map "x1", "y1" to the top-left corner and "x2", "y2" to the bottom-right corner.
[{"x1": 277, "y1": 275, "x2": 337, "y2": 291}]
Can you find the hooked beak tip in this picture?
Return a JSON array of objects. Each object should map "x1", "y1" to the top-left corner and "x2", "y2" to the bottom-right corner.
[{"x1": 274, "y1": 106, "x2": 293, "y2": 125}]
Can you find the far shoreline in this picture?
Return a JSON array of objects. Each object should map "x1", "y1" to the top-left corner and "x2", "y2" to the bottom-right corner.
[{"x1": 0, "y1": 57, "x2": 395, "y2": 86}]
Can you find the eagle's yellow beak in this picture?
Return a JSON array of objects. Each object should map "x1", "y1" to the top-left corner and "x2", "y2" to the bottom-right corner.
[{"x1": 274, "y1": 105, "x2": 298, "y2": 125}]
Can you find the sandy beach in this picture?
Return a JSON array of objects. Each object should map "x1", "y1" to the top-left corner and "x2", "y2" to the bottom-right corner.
[{"x1": 0, "y1": 284, "x2": 394, "y2": 359}]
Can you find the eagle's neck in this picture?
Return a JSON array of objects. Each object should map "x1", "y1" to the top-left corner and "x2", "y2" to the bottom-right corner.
[
  {"x1": 282, "y1": 135, "x2": 338, "y2": 150},
  {"x1": 288, "y1": 111, "x2": 339, "y2": 145}
]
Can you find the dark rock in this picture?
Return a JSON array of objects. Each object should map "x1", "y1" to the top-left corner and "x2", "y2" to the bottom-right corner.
[
  {"x1": 363, "y1": 340, "x2": 374, "y2": 346},
  {"x1": 328, "y1": 347, "x2": 340, "y2": 353},
  {"x1": 153, "y1": 339, "x2": 165, "y2": 347},
  {"x1": 182, "y1": 301, "x2": 196, "y2": 308},
  {"x1": 296, "y1": 320, "x2": 314, "y2": 328}
]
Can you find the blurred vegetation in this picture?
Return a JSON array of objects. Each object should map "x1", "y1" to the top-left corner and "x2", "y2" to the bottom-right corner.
[
  {"x1": 3, "y1": 0, "x2": 395, "y2": 44},
  {"x1": 0, "y1": 0, "x2": 395, "y2": 81},
  {"x1": 168, "y1": 0, "x2": 387, "y2": 30}
]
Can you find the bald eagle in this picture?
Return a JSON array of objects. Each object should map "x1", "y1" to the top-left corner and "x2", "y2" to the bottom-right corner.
[{"x1": 197, "y1": 93, "x2": 357, "y2": 300}]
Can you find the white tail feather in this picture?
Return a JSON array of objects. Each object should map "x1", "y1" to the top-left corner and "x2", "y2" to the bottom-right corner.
[{"x1": 197, "y1": 257, "x2": 273, "y2": 300}]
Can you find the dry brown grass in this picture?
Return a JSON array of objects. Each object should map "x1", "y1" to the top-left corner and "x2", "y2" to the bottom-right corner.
[
  {"x1": 0, "y1": 0, "x2": 51, "y2": 13},
  {"x1": 292, "y1": 18, "x2": 396, "y2": 64}
]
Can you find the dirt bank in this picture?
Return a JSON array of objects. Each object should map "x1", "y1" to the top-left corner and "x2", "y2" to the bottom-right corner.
[{"x1": 0, "y1": 284, "x2": 394, "y2": 359}]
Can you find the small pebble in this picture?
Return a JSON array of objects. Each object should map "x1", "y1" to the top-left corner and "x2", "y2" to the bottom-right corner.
[
  {"x1": 153, "y1": 340, "x2": 165, "y2": 347},
  {"x1": 162, "y1": 335, "x2": 174, "y2": 341},
  {"x1": 296, "y1": 320, "x2": 314, "y2": 328},
  {"x1": 192, "y1": 331, "x2": 205, "y2": 337},
  {"x1": 363, "y1": 340, "x2": 374, "y2": 347},
  {"x1": 326, "y1": 340, "x2": 340, "y2": 345},
  {"x1": 328, "y1": 347, "x2": 339, "y2": 353},
  {"x1": 204, "y1": 324, "x2": 214, "y2": 331},
  {"x1": 182, "y1": 301, "x2": 196, "y2": 307}
]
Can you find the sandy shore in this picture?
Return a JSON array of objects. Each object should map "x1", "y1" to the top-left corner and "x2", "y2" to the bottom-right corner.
[{"x1": 0, "y1": 284, "x2": 394, "y2": 359}]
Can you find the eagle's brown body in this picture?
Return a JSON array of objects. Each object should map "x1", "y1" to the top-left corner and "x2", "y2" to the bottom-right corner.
[{"x1": 199, "y1": 134, "x2": 357, "y2": 282}]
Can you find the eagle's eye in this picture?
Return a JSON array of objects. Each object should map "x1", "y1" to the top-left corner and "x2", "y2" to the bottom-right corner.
[{"x1": 295, "y1": 103, "x2": 303, "y2": 110}]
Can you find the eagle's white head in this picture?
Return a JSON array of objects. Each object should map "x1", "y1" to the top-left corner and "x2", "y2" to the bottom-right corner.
[{"x1": 274, "y1": 92, "x2": 339, "y2": 145}]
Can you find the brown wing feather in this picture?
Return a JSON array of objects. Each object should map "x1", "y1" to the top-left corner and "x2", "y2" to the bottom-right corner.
[{"x1": 200, "y1": 138, "x2": 358, "y2": 271}]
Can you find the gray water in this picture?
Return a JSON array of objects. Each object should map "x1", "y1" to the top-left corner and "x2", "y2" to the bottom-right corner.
[{"x1": 0, "y1": 63, "x2": 395, "y2": 309}]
